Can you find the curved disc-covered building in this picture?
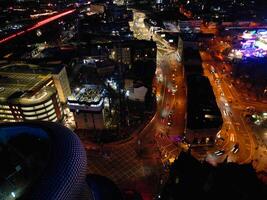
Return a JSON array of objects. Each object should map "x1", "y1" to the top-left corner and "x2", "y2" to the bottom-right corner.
[
  {"x1": 0, "y1": 122, "x2": 122, "y2": 200},
  {"x1": 0, "y1": 122, "x2": 124, "y2": 200},
  {"x1": 0, "y1": 122, "x2": 90, "y2": 200}
]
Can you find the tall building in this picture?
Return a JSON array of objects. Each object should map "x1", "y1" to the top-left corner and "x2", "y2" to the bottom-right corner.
[{"x1": 0, "y1": 71, "x2": 62, "y2": 123}]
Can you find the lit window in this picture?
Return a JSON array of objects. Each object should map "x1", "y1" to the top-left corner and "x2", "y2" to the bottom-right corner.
[
  {"x1": 46, "y1": 104, "x2": 54, "y2": 111},
  {"x1": 34, "y1": 104, "x2": 44, "y2": 109},
  {"x1": 49, "y1": 113, "x2": 56, "y2": 120},
  {"x1": 25, "y1": 116, "x2": 37, "y2": 120},
  {"x1": 47, "y1": 109, "x2": 55, "y2": 116},
  {"x1": 0, "y1": 110, "x2": 12, "y2": 114},
  {"x1": 0, "y1": 114, "x2": 14, "y2": 118},
  {"x1": 37, "y1": 113, "x2": 48, "y2": 119},
  {"x1": 23, "y1": 111, "x2": 36, "y2": 116},
  {"x1": 21, "y1": 107, "x2": 34, "y2": 111},
  {"x1": 36, "y1": 109, "x2": 47, "y2": 114},
  {"x1": 0, "y1": 105, "x2": 9, "y2": 109},
  {"x1": 45, "y1": 100, "x2": 53, "y2": 106}
]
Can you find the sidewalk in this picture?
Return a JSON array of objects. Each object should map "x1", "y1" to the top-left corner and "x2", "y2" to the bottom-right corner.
[{"x1": 78, "y1": 111, "x2": 156, "y2": 147}]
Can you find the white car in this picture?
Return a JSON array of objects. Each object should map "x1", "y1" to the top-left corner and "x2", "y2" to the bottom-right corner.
[
  {"x1": 231, "y1": 143, "x2": 239, "y2": 154},
  {"x1": 214, "y1": 149, "x2": 225, "y2": 156}
]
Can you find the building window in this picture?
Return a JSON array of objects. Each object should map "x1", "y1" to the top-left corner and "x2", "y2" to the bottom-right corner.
[
  {"x1": 25, "y1": 116, "x2": 38, "y2": 120},
  {"x1": 34, "y1": 104, "x2": 44, "y2": 109},
  {"x1": 36, "y1": 109, "x2": 47, "y2": 114},
  {"x1": 46, "y1": 104, "x2": 54, "y2": 111},
  {"x1": 45, "y1": 100, "x2": 53, "y2": 106},
  {"x1": 21, "y1": 107, "x2": 35, "y2": 111},
  {"x1": 23, "y1": 111, "x2": 36, "y2": 116},
  {"x1": 49, "y1": 113, "x2": 57, "y2": 120},
  {"x1": 37, "y1": 113, "x2": 48, "y2": 119},
  {"x1": 47, "y1": 109, "x2": 55, "y2": 116}
]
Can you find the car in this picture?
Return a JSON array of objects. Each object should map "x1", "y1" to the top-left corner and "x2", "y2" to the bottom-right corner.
[
  {"x1": 210, "y1": 66, "x2": 216, "y2": 73},
  {"x1": 246, "y1": 106, "x2": 255, "y2": 113},
  {"x1": 231, "y1": 143, "x2": 239, "y2": 154},
  {"x1": 214, "y1": 149, "x2": 225, "y2": 156}
]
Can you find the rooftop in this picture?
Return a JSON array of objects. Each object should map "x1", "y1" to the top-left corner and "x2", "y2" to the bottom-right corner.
[
  {"x1": 0, "y1": 124, "x2": 50, "y2": 199},
  {"x1": 0, "y1": 72, "x2": 52, "y2": 104},
  {"x1": 68, "y1": 85, "x2": 105, "y2": 111},
  {"x1": 0, "y1": 62, "x2": 64, "y2": 75}
]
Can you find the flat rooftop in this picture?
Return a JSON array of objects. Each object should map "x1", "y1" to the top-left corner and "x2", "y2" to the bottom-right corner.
[
  {"x1": 0, "y1": 62, "x2": 64, "y2": 75},
  {"x1": 68, "y1": 85, "x2": 105, "y2": 106},
  {"x1": 0, "y1": 124, "x2": 50, "y2": 199},
  {"x1": 0, "y1": 72, "x2": 51, "y2": 104}
]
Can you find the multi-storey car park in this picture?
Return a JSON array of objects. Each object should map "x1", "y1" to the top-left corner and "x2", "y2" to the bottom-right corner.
[{"x1": 0, "y1": 69, "x2": 62, "y2": 123}]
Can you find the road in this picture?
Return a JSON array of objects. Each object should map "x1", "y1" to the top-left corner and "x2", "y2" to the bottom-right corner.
[
  {"x1": 130, "y1": 9, "x2": 187, "y2": 162},
  {"x1": 84, "y1": 10, "x2": 267, "y2": 196},
  {"x1": 84, "y1": 10, "x2": 187, "y2": 200},
  {"x1": 200, "y1": 49, "x2": 267, "y2": 173},
  {"x1": 201, "y1": 51, "x2": 255, "y2": 163}
]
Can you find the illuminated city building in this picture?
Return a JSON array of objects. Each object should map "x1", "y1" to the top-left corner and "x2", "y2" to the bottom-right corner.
[
  {"x1": 0, "y1": 63, "x2": 71, "y2": 103},
  {"x1": 228, "y1": 29, "x2": 267, "y2": 60},
  {"x1": 178, "y1": 19, "x2": 202, "y2": 33},
  {"x1": 0, "y1": 70, "x2": 62, "y2": 123},
  {"x1": 68, "y1": 85, "x2": 107, "y2": 130},
  {"x1": 124, "y1": 79, "x2": 148, "y2": 102}
]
